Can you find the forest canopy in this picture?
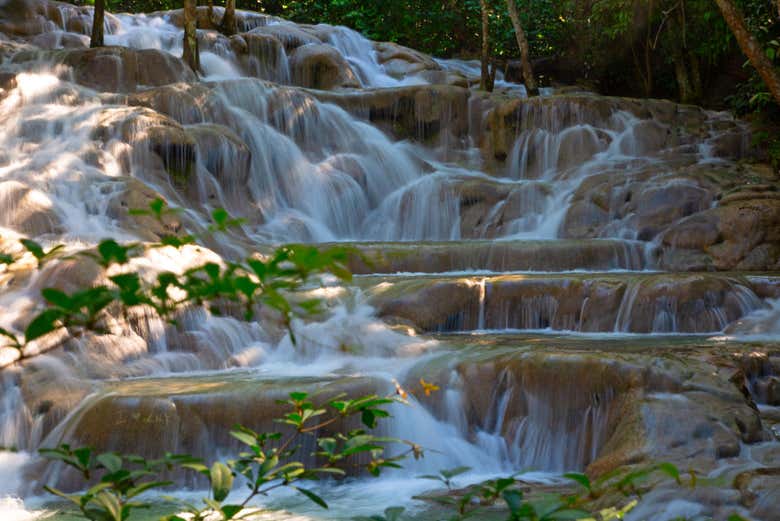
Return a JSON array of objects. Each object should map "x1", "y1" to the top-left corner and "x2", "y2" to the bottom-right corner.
[{"x1": 93, "y1": 0, "x2": 780, "y2": 116}]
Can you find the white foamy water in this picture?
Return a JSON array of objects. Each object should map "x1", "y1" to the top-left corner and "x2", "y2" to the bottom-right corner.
[{"x1": 0, "y1": 453, "x2": 47, "y2": 521}]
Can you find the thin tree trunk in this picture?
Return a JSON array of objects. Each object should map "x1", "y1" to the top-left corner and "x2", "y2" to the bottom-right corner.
[
  {"x1": 488, "y1": 59, "x2": 499, "y2": 91},
  {"x1": 183, "y1": 0, "x2": 200, "y2": 72},
  {"x1": 689, "y1": 52, "x2": 702, "y2": 101},
  {"x1": 673, "y1": 55, "x2": 693, "y2": 102},
  {"x1": 221, "y1": 0, "x2": 238, "y2": 36},
  {"x1": 480, "y1": 0, "x2": 491, "y2": 91},
  {"x1": 672, "y1": 5, "x2": 694, "y2": 103},
  {"x1": 206, "y1": 0, "x2": 215, "y2": 28},
  {"x1": 643, "y1": 0, "x2": 654, "y2": 97},
  {"x1": 505, "y1": 0, "x2": 537, "y2": 93},
  {"x1": 90, "y1": 0, "x2": 105, "y2": 48},
  {"x1": 715, "y1": 0, "x2": 780, "y2": 105}
]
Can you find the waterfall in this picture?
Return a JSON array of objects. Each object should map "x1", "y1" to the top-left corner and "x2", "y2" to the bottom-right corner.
[{"x1": 0, "y1": 2, "x2": 778, "y2": 519}]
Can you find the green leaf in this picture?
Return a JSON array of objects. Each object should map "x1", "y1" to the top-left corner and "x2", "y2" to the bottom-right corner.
[
  {"x1": 97, "y1": 240, "x2": 130, "y2": 266},
  {"x1": 42, "y1": 486, "x2": 83, "y2": 507},
  {"x1": 129, "y1": 198, "x2": 170, "y2": 220},
  {"x1": 41, "y1": 288, "x2": 73, "y2": 310},
  {"x1": 74, "y1": 447, "x2": 93, "y2": 469},
  {"x1": 210, "y1": 462, "x2": 234, "y2": 502},
  {"x1": 149, "y1": 198, "x2": 165, "y2": 218},
  {"x1": 110, "y1": 273, "x2": 147, "y2": 307},
  {"x1": 546, "y1": 509, "x2": 592, "y2": 520},
  {"x1": 20, "y1": 239, "x2": 44, "y2": 259},
  {"x1": 220, "y1": 505, "x2": 243, "y2": 520},
  {"x1": 289, "y1": 392, "x2": 308, "y2": 402},
  {"x1": 86, "y1": 482, "x2": 114, "y2": 497},
  {"x1": 97, "y1": 453, "x2": 123, "y2": 474},
  {"x1": 159, "y1": 235, "x2": 195, "y2": 248},
  {"x1": 229, "y1": 430, "x2": 258, "y2": 448},
  {"x1": 126, "y1": 481, "x2": 171, "y2": 499},
  {"x1": 180, "y1": 462, "x2": 210, "y2": 475},
  {"x1": 293, "y1": 486, "x2": 328, "y2": 509},
  {"x1": 502, "y1": 489, "x2": 524, "y2": 514},
  {"x1": 24, "y1": 309, "x2": 65, "y2": 342},
  {"x1": 94, "y1": 491, "x2": 123, "y2": 521},
  {"x1": 20, "y1": 239, "x2": 63, "y2": 267},
  {"x1": 259, "y1": 454, "x2": 279, "y2": 478},
  {"x1": 317, "y1": 437, "x2": 337, "y2": 455},
  {"x1": 563, "y1": 472, "x2": 591, "y2": 492},
  {"x1": 0, "y1": 327, "x2": 22, "y2": 350},
  {"x1": 383, "y1": 507, "x2": 405, "y2": 521},
  {"x1": 361, "y1": 409, "x2": 377, "y2": 428},
  {"x1": 440, "y1": 466, "x2": 471, "y2": 480},
  {"x1": 212, "y1": 208, "x2": 229, "y2": 227},
  {"x1": 530, "y1": 497, "x2": 566, "y2": 519},
  {"x1": 656, "y1": 463, "x2": 681, "y2": 483},
  {"x1": 309, "y1": 467, "x2": 346, "y2": 477}
]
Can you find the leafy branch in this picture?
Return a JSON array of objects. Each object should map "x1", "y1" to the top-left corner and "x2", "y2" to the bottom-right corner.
[
  {"x1": 41, "y1": 390, "x2": 423, "y2": 521},
  {"x1": 0, "y1": 199, "x2": 352, "y2": 358}
]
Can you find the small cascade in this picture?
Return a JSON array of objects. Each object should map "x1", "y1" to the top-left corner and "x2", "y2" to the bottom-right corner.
[
  {"x1": 325, "y1": 26, "x2": 401, "y2": 88},
  {"x1": 369, "y1": 273, "x2": 774, "y2": 334},
  {"x1": 476, "y1": 277, "x2": 487, "y2": 330},
  {"x1": 725, "y1": 298, "x2": 780, "y2": 338},
  {"x1": 508, "y1": 124, "x2": 611, "y2": 180},
  {"x1": 407, "y1": 353, "x2": 624, "y2": 472},
  {"x1": 0, "y1": 371, "x2": 30, "y2": 451},
  {"x1": 613, "y1": 280, "x2": 642, "y2": 333}
]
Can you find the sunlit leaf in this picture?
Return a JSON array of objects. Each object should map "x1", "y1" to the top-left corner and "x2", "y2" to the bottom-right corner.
[{"x1": 292, "y1": 486, "x2": 328, "y2": 509}]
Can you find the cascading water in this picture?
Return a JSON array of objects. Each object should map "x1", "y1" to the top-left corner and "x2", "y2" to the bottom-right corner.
[{"x1": 1, "y1": 1, "x2": 780, "y2": 519}]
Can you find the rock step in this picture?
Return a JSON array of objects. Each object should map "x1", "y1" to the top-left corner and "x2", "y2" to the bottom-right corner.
[
  {"x1": 324, "y1": 239, "x2": 650, "y2": 274},
  {"x1": 360, "y1": 271, "x2": 780, "y2": 334},
  {"x1": 409, "y1": 333, "x2": 775, "y2": 483},
  {"x1": 30, "y1": 372, "x2": 385, "y2": 490},
  {"x1": 40, "y1": 335, "x2": 777, "y2": 480}
]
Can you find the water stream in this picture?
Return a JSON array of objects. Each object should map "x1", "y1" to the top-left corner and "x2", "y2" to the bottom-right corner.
[{"x1": 1, "y1": 3, "x2": 779, "y2": 520}]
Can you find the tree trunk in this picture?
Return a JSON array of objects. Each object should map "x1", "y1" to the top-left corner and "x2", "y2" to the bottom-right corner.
[
  {"x1": 90, "y1": 0, "x2": 105, "y2": 48},
  {"x1": 505, "y1": 0, "x2": 537, "y2": 94},
  {"x1": 183, "y1": 0, "x2": 200, "y2": 73},
  {"x1": 488, "y1": 59, "x2": 499, "y2": 92},
  {"x1": 642, "y1": 0, "x2": 654, "y2": 97},
  {"x1": 203, "y1": 0, "x2": 215, "y2": 29},
  {"x1": 671, "y1": 5, "x2": 695, "y2": 103},
  {"x1": 221, "y1": 0, "x2": 238, "y2": 36},
  {"x1": 715, "y1": 0, "x2": 780, "y2": 105},
  {"x1": 673, "y1": 55, "x2": 693, "y2": 103},
  {"x1": 689, "y1": 52, "x2": 703, "y2": 101},
  {"x1": 480, "y1": 0, "x2": 491, "y2": 91}
]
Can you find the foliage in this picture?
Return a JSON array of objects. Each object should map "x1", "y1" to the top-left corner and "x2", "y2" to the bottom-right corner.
[
  {"x1": 410, "y1": 464, "x2": 687, "y2": 521},
  {"x1": 75, "y1": 0, "x2": 780, "y2": 116},
  {"x1": 38, "y1": 422, "x2": 715, "y2": 521},
  {"x1": 268, "y1": 0, "x2": 564, "y2": 60},
  {"x1": 0, "y1": 199, "x2": 352, "y2": 356},
  {"x1": 40, "y1": 446, "x2": 176, "y2": 521},
  {"x1": 40, "y1": 390, "x2": 422, "y2": 521}
]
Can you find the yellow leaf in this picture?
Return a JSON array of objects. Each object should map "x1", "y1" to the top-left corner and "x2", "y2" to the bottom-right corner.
[{"x1": 419, "y1": 378, "x2": 440, "y2": 397}]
